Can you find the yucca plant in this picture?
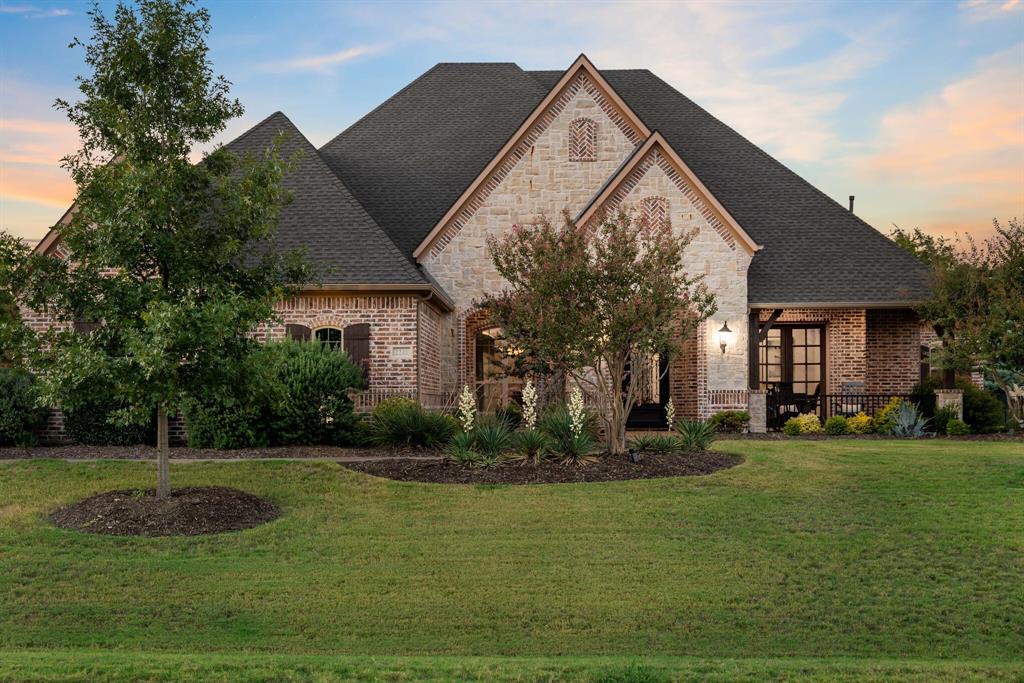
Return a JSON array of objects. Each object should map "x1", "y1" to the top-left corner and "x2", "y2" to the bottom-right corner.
[
  {"x1": 628, "y1": 433, "x2": 681, "y2": 453},
  {"x1": 444, "y1": 431, "x2": 482, "y2": 467},
  {"x1": 366, "y1": 399, "x2": 457, "y2": 448},
  {"x1": 472, "y1": 417, "x2": 515, "y2": 457},
  {"x1": 540, "y1": 404, "x2": 598, "y2": 465},
  {"x1": 510, "y1": 428, "x2": 551, "y2": 465},
  {"x1": 674, "y1": 419, "x2": 716, "y2": 451},
  {"x1": 890, "y1": 401, "x2": 930, "y2": 437}
]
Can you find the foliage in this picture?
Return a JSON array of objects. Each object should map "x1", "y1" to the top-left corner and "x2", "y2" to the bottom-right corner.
[
  {"x1": 910, "y1": 376, "x2": 943, "y2": 417},
  {"x1": 946, "y1": 419, "x2": 971, "y2": 436},
  {"x1": 470, "y1": 417, "x2": 515, "y2": 457},
  {"x1": 539, "y1": 403, "x2": 598, "y2": 464},
  {"x1": 366, "y1": 398, "x2": 457, "y2": 449},
  {"x1": 674, "y1": 419, "x2": 716, "y2": 451},
  {"x1": 932, "y1": 406, "x2": 957, "y2": 436},
  {"x1": 784, "y1": 413, "x2": 822, "y2": 435},
  {"x1": 893, "y1": 220, "x2": 1023, "y2": 427},
  {"x1": 958, "y1": 379, "x2": 1006, "y2": 434},
  {"x1": 482, "y1": 211, "x2": 716, "y2": 455},
  {"x1": 628, "y1": 433, "x2": 681, "y2": 453},
  {"x1": 182, "y1": 341, "x2": 364, "y2": 448},
  {"x1": 0, "y1": 369, "x2": 46, "y2": 446},
  {"x1": 493, "y1": 403, "x2": 522, "y2": 430},
  {"x1": 846, "y1": 412, "x2": 873, "y2": 434},
  {"x1": 0, "y1": 234, "x2": 36, "y2": 367},
  {"x1": 872, "y1": 398, "x2": 903, "y2": 434},
  {"x1": 64, "y1": 395, "x2": 156, "y2": 446},
  {"x1": 707, "y1": 410, "x2": 750, "y2": 434},
  {"x1": 510, "y1": 428, "x2": 550, "y2": 465},
  {"x1": 8, "y1": 0, "x2": 310, "y2": 495},
  {"x1": 264, "y1": 340, "x2": 365, "y2": 445},
  {"x1": 824, "y1": 415, "x2": 849, "y2": 436},
  {"x1": 890, "y1": 402, "x2": 930, "y2": 437}
]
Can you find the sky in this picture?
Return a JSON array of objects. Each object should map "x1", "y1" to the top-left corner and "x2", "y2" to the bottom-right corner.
[{"x1": 1, "y1": 0, "x2": 1022, "y2": 243}]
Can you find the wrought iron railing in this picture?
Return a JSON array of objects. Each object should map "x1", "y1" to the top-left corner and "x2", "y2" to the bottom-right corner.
[{"x1": 766, "y1": 390, "x2": 937, "y2": 431}]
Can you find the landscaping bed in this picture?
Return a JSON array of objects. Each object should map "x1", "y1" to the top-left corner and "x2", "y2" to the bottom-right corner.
[
  {"x1": 50, "y1": 486, "x2": 280, "y2": 536},
  {"x1": 344, "y1": 449, "x2": 742, "y2": 484}
]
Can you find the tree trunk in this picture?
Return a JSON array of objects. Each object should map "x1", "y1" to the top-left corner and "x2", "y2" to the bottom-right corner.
[
  {"x1": 156, "y1": 406, "x2": 171, "y2": 498},
  {"x1": 607, "y1": 399, "x2": 626, "y2": 455}
]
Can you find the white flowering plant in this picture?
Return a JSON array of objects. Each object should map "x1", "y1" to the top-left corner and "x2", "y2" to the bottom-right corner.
[
  {"x1": 457, "y1": 384, "x2": 476, "y2": 432},
  {"x1": 522, "y1": 378, "x2": 538, "y2": 430}
]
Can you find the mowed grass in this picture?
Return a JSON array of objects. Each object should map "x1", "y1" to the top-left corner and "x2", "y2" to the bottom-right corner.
[{"x1": 0, "y1": 439, "x2": 1022, "y2": 681}]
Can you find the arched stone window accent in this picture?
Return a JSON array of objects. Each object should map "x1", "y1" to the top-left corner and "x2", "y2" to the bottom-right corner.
[
  {"x1": 568, "y1": 117, "x2": 597, "y2": 162},
  {"x1": 640, "y1": 196, "x2": 670, "y2": 231}
]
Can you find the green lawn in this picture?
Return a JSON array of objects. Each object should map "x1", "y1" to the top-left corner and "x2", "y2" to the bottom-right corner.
[{"x1": 1, "y1": 439, "x2": 1022, "y2": 681}]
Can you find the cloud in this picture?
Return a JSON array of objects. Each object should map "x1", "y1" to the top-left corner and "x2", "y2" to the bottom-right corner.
[
  {"x1": 959, "y1": 0, "x2": 1022, "y2": 21},
  {"x1": 0, "y1": 164, "x2": 75, "y2": 207},
  {"x1": 262, "y1": 44, "x2": 384, "y2": 73},
  {"x1": 0, "y1": 118, "x2": 80, "y2": 165},
  {"x1": 859, "y1": 45, "x2": 1024, "y2": 235},
  {"x1": 0, "y1": 4, "x2": 71, "y2": 18}
]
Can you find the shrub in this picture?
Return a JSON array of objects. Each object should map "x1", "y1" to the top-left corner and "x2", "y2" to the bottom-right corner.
[
  {"x1": 909, "y1": 376, "x2": 943, "y2": 417},
  {"x1": 471, "y1": 417, "x2": 515, "y2": 457},
  {"x1": 540, "y1": 403, "x2": 598, "y2": 464},
  {"x1": 0, "y1": 369, "x2": 46, "y2": 447},
  {"x1": 932, "y1": 406, "x2": 956, "y2": 436},
  {"x1": 183, "y1": 394, "x2": 268, "y2": 449},
  {"x1": 890, "y1": 401, "x2": 929, "y2": 437},
  {"x1": 707, "y1": 410, "x2": 750, "y2": 434},
  {"x1": 63, "y1": 392, "x2": 156, "y2": 446},
  {"x1": 444, "y1": 431, "x2": 481, "y2": 467},
  {"x1": 511, "y1": 428, "x2": 550, "y2": 465},
  {"x1": 265, "y1": 340, "x2": 366, "y2": 446},
  {"x1": 824, "y1": 415, "x2": 849, "y2": 436},
  {"x1": 785, "y1": 413, "x2": 822, "y2": 435},
  {"x1": 628, "y1": 433, "x2": 681, "y2": 453},
  {"x1": 493, "y1": 403, "x2": 522, "y2": 430},
  {"x1": 847, "y1": 412, "x2": 872, "y2": 434},
  {"x1": 674, "y1": 419, "x2": 716, "y2": 450},
  {"x1": 958, "y1": 379, "x2": 1006, "y2": 434},
  {"x1": 366, "y1": 398, "x2": 457, "y2": 449},
  {"x1": 946, "y1": 418, "x2": 971, "y2": 436},
  {"x1": 872, "y1": 397, "x2": 903, "y2": 434}
]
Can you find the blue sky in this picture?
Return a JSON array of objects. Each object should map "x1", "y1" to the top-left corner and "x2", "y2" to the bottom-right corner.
[{"x1": 2, "y1": 0, "x2": 1022, "y2": 241}]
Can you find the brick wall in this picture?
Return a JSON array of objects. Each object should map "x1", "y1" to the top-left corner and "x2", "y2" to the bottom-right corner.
[
  {"x1": 760, "y1": 308, "x2": 867, "y2": 394},
  {"x1": 866, "y1": 309, "x2": 923, "y2": 394}
]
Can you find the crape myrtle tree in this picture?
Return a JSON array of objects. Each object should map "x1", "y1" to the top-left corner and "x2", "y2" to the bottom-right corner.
[
  {"x1": 482, "y1": 211, "x2": 716, "y2": 455},
  {"x1": 892, "y1": 219, "x2": 1024, "y2": 427},
  {"x1": 15, "y1": 0, "x2": 309, "y2": 496}
]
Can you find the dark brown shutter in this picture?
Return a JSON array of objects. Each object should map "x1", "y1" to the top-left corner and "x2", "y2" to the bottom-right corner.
[
  {"x1": 344, "y1": 323, "x2": 370, "y2": 378},
  {"x1": 73, "y1": 320, "x2": 100, "y2": 335},
  {"x1": 285, "y1": 324, "x2": 311, "y2": 342}
]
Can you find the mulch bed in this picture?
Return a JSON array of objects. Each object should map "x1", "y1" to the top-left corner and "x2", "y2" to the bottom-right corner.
[
  {"x1": 0, "y1": 444, "x2": 427, "y2": 460},
  {"x1": 50, "y1": 486, "x2": 280, "y2": 537},
  {"x1": 343, "y1": 450, "x2": 743, "y2": 485}
]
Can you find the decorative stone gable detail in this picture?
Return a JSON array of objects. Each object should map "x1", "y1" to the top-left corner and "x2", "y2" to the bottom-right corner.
[
  {"x1": 568, "y1": 117, "x2": 597, "y2": 161},
  {"x1": 604, "y1": 149, "x2": 738, "y2": 251},
  {"x1": 425, "y1": 73, "x2": 645, "y2": 260},
  {"x1": 640, "y1": 196, "x2": 670, "y2": 230}
]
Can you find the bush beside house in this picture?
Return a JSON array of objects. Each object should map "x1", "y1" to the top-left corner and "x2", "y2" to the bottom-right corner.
[{"x1": 0, "y1": 369, "x2": 46, "y2": 447}]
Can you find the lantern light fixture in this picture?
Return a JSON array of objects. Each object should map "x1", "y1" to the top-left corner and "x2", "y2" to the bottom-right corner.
[{"x1": 717, "y1": 321, "x2": 733, "y2": 355}]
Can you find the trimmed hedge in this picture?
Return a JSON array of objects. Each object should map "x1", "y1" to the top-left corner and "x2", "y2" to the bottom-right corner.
[
  {"x1": 707, "y1": 410, "x2": 750, "y2": 434},
  {"x1": 64, "y1": 396, "x2": 156, "y2": 446}
]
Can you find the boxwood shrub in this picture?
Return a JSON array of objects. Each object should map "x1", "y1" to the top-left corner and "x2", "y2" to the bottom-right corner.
[{"x1": 0, "y1": 369, "x2": 46, "y2": 447}]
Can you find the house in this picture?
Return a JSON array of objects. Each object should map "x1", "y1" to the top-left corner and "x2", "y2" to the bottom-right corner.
[{"x1": 31, "y1": 55, "x2": 941, "y2": 433}]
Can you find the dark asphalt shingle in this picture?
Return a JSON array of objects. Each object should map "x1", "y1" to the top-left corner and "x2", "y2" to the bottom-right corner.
[{"x1": 224, "y1": 112, "x2": 426, "y2": 285}]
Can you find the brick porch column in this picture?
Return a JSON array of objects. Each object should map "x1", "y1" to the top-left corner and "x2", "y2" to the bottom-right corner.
[{"x1": 935, "y1": 389, "x2": 964, "y2": 419}]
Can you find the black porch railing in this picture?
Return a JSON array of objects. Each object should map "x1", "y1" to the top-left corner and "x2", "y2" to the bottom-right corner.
[{"x1": 766, "y1": 388, "x2": 937, "y2": 431}]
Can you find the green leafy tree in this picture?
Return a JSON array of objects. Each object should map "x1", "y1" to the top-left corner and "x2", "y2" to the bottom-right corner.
[
  {"x1": 14, "y1": 0, "x2": 308, "y2": 496},
  {"x1": 483, "y1": 211, "x2": 716, "y2": 455},
  {"x1": 892, "y1": 220, "x2": 1023, "y2": 427}
]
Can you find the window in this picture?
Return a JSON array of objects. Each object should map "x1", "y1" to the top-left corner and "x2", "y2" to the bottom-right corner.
[
  {"x1": 640, "y1": 196, "x2": 670, "y2": 231},
  {"x1": 315, "y1": 327, "x2": 342, "y2": 350},
  {"x1": 568, "y1": 117, "x2": 597, "y2": 161},
  {"x1": 759, "y1": 325, "x2": 824, "y2": 396}
]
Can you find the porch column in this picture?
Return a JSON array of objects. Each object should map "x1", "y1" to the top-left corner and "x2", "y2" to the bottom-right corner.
[
  {"x1": 748, "y1": 309, "x2": 760, "y2": 391},
  {"x1": 748, "y1": 389, "x2": 767, "y2": 433},
  {"x1": 935, "y1": 389, "x2": 963, "y2": 419}
]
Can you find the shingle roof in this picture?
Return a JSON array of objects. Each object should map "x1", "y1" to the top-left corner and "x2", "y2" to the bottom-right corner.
[
  {"x1": 318, "y1": 62, "x2": 930, "y2": 306},
  {"x1": 224, "y1": 111, "x2": 426, "y2": 286}
]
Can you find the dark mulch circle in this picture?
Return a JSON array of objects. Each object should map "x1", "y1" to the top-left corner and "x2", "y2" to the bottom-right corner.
[
  {"x1": 344, "y1": 450, "x2": 743, "y2": 485},
  {"x1": 50, "y1": 486, "x2": 280, "y2": 537}
]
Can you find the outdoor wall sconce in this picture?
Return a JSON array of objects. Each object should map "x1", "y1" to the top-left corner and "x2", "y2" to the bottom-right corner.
[{"x1": 717, "y1": 321, "x2": 733, "y2": 355}]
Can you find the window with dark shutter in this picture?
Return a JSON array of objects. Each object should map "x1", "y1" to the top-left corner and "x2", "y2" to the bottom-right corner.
[
  {"x1": 286, "y1": 323, "x2": 311, "y2": 342},
  {"x1": 315, "y1": 327, "x2": 342, "y2": 350},
  {"x1": 344, "y1": 323, "x2": 370, "y2": 378}
]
